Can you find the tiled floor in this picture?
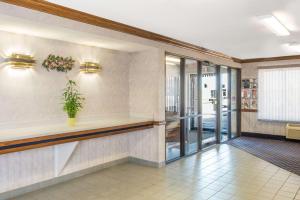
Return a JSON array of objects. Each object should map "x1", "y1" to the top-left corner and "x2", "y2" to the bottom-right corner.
[{"x1": 12, "y1": 144, "x2": 300, "y2": 200}]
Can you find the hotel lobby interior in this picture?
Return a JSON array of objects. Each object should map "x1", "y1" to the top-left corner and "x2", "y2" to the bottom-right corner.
[{"x1": 0, "y1": 0, "x2": 299, "y2": 200}]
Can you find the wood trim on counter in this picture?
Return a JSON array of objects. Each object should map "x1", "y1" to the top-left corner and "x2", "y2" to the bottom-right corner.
[
  {"x1": 0, "y1": 0, "x2": 237, "y2": 62},
  {"x1": 153, "y1": 121, "x2": 166, "y2": 126},
  {"x1": 0, "y1": 121, "x2": 158, "y2": 155}
]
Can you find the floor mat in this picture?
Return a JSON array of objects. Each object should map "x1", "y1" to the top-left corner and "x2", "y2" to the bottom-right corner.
[{"x1": 227, "y1": 136, "x2": 300, "y2": 176}]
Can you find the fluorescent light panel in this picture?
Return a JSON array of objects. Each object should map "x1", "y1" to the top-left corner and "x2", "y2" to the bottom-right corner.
[
  {"x1": 165, "y1": 56, "x2": 180, "y2": 63},
  {"x1": 288, "y1": 43, "x2": 300, "y2": 52},
  {"x1": 259, "y1": 15, "x2": 290, "y2": 36},
  {"x1": 166, "y1": 62, "x2": 176, "y2": 66}
]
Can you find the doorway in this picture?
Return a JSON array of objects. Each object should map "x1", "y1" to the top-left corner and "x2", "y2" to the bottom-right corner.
[
  {"x1": 165, "y1": 54, "x2": 241, "y2": 162},
  {"x1": 201, "y1": 63, "x2": 218, "y2": 147}
]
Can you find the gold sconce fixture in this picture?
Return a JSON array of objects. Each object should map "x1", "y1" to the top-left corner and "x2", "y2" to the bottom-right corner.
[
  {"x1": 80, "y1": 62, "x2": 101, "y2": 73},
  {"x1": 3, "y1": 53, "x2": 36, "y2": 69}
]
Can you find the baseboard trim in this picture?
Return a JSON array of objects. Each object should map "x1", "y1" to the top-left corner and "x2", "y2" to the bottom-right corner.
[
  {"x1": 129, "y1": 157, "x2": 165, "y2": 168},
  {"x1": 241, "y1": 132, "x2": 285, "y2": 140},
  {"x1": 0, "y1": 157, "x2": 163, "y2": 200}
]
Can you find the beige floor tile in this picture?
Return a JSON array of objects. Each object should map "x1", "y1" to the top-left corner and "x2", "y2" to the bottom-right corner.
[{"x1": 10, "y1": 144, "x2": 300, "y2": 200}]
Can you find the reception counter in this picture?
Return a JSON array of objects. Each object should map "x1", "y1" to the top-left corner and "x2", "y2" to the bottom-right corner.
[
  {"x1": 0, "y1": 117, "x2": 166, "y2": 198},
  {"x1": 0, "y1": 117, "x2": 158, "y2": 154}
]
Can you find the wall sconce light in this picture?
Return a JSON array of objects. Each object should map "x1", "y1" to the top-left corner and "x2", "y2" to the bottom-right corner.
[
  {"x1": 3, "y1": 53, "x2": 36, "y2": 69},
  {"x1": 80, "y1": 62, "x2": 101, "y2": 73}
]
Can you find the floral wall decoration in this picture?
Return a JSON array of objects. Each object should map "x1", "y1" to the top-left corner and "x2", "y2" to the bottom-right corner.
[{"x1": 42, "y1": 54, "x2": 75, "y2": 72}]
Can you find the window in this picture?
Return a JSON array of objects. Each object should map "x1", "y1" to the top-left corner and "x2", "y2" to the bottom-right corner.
[{"x1": 258, "y1": 67, "x2": 300, "y2": 122}]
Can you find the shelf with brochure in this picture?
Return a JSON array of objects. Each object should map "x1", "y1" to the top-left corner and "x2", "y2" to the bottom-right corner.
[{"x1": 241, "y1": 78, "x2": 257, "y2": 112}]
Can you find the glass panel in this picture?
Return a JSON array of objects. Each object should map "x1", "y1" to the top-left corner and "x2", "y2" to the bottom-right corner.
[
  {"x1": 165, "y1": 55, "x2": 181, "y2": 161},
  {"x1": 184, "y1": 59, "x2": 198, "y2": 155},
  {"x1": 231, "y1": 111, "x2": 237, "y2": 138},
  {"x1": 184, "y1": 59, "x2": 198, "y2": 116},
  {"x1": 185, "y1": 117, "x2": 199, "y2": 155},
  {"x1": 202, "y1": 64, "x2": 217, "y2": 146},
  {"x1": 231, "y1": 69, "x2": 238, "y2": 138},
  {"x1": 166, "y1": 119, "x2": 181, "y2": 161},
  {"x1": 221, "y1": 66, "x2": 229, "y2": 142}
]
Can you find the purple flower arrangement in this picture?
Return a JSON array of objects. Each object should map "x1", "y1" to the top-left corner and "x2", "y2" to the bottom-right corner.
[{"x1": 42, "y1": 54, "x2": 75, "y2": 72}]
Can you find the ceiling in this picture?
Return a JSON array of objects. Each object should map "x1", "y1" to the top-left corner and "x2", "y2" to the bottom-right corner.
[
  {"x1": 0, "y1": 12, "x2": 151, "y2": 53},
  {"x1": 46, "y1": 0, "x2": 300, "y2": 59}
]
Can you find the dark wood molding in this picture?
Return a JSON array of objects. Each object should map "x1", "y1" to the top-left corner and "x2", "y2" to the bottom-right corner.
[
  {"x1": 241, "y1": 109, "x2": 257, "y2": 112},
  {"x1": 232, "y1": 57, "x2": 243, "y2": 63},
  {"x1": 153, "y1": 121, "x2": 166, "y2": 126},
  {"x1": 0, "y1": 0, "x2": 237, "y2": 62},
  {"x1": 0, "y1": 121, "x2": 155, "y2": 155},
  {"x1": 240, "y1": 55, "x2": 300, "y2": 63}
]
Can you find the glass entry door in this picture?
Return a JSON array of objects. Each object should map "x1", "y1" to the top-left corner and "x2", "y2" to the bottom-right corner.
[
  {"x1": 165, "y1": 54, "x2": 241, "y2": 162},
  {"x1": 201, "y1": 63, "x2": 217, "y2": 147},
  {"x1": 230, "y1": 68, "x2": 239, "y2": 138},
  {"x1": 165, "y1": 55, "x2": 181, "y2": 161},
  {"x1": 184, "y1": 59, "x2": 200, "y2": 155},
  {"x1": 220, "y1": 66, "x2": 229, "y2": 142}
]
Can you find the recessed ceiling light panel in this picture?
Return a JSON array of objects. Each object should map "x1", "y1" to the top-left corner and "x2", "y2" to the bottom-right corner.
[
  {"x1": 288, "y1": 43, "x2": 300, "y2": 52},
  {"x1": 259, "y1": 15, "x2": 290, "y2": 36},
  {"x1": 165, "y1": 56, "x2": 180, "y2": 63}
]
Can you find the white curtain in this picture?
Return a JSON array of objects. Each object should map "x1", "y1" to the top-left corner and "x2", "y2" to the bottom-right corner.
[{"x1": 258, "y1": 67, "x2": 300, "y2": 122}]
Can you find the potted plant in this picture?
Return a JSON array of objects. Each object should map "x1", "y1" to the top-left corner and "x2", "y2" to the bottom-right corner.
[{"x1": 62, "y1": 80, "x2": 85, "y2": 126}]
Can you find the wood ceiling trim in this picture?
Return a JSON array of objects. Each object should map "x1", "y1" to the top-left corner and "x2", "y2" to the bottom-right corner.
[
  {"x1": 0, "y1": 0, "x2": 237, "y2": 62},
  {"x1": 240, "y1": 55, "x2": 300, "y2": 63}
]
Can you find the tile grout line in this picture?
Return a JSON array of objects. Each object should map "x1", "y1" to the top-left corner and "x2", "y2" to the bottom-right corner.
[{"x1": 270, "y1": 172, "x2": 291, "y2": 200}]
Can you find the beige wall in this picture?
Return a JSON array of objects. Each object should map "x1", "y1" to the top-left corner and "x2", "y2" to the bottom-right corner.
[
  {"x1": 0, "y1": 2, "x2": 242, "y2": 128},
  {"x1": 129, "y1": 48, "x2": 165, "y2": 121},
  {"x1": 241, "y1": 59, "x2": 300, "y2": 136},
  {"x1": 0, "y1": 30, "x2": 133, "y2": 129},
  {"x1": 0, "y1": 31, "x2": 166, "y2": 195},
  {"x1": 0, "y1": 2, "x2": 245, "y2": 195}
]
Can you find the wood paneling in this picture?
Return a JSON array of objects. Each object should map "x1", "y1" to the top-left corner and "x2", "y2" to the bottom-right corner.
[
  {"x1": 0, "y1": 121, "x2": 161, "y2": 155},
  {"x1": 0, "y1": 0, "x2": 237, "y2": 62}
]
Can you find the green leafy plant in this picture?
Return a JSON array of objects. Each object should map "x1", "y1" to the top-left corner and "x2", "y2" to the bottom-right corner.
[
  {"x1": 62, "y1": 80, "x2": 85, "y2": 118},
  {"x1": 42, "y1": 54, "x2": 75, "y2": 72}
]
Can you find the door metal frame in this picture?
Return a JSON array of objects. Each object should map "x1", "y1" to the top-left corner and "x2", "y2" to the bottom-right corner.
[
  {"x1": 164, "y1": 52, "x2": 242, "y2": 163},
  {"x1": 228, "y1": 68, "x2": 232, "y2": 140},
  {"x1": 197, "y1": 61, "x2": 203, "y2": 150},
  {"x1": 180, "y1": 58, "x2": 185, "y2": 157},
  {"x1": 216, "y1": 65, "x2": 222, "y2": 144}
]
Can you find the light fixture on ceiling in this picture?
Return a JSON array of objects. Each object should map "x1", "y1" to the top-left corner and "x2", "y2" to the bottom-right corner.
[
  {"x1": 287, "y1": 43, "x2": 300, "y2": 52},
  {"x1": 166, "y1": 56, "x2": 180, "y2": 63},
  {"x1": 80, "y1": 62, "x2": 101, "y2": 73},
  {"x1": 166, "y1": 62, "x2": 176, "y2": 66},
  {"x1": 3, "y1": 53, "x2": 36, "y2": 69},
  {"x1": 259, "y1": 15, "x2": 290, "y2": 36}
]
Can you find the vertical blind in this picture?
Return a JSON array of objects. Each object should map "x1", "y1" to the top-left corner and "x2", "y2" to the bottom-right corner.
[{"x1": 258, "y1": 67, "x2": 300, "y2": 122}]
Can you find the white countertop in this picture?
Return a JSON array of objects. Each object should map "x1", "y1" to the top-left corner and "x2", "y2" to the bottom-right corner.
[{"x1": 0, "y1": 117, "x2": 153, "y2": 143}]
